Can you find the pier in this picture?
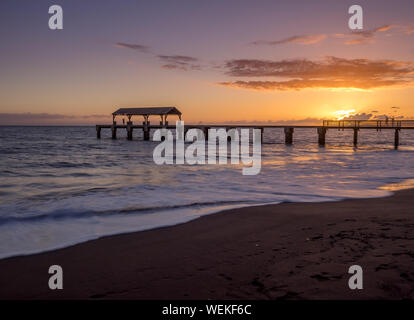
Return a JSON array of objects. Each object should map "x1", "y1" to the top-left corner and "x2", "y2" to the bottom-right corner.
[
  {"x1": 96, "y1": 107, "x2": 414, "y2": 148},
  {"x1": 96, "y1": 107, "x2": 182, "y2": 140}
]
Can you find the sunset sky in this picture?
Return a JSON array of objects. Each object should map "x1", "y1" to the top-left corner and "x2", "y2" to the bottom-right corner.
[{"x1": 1, "y1": 0, "x2": 414, "y2": 124}]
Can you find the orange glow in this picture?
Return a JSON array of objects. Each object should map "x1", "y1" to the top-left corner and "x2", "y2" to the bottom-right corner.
[{"x1": 334, "y1": 109, "x2": 357, "y2": 120}]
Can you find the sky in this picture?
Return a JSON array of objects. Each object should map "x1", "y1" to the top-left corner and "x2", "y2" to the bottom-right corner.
[{"x1": 0, "y1": 0, "x2": 414, "y2": 124}]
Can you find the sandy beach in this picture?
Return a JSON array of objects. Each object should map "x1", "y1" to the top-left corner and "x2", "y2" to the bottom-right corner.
[{"x1": 0, "y1": 189, "x2": 413, "y2": 300}]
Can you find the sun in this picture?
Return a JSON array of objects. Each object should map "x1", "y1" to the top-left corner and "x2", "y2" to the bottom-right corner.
[{"x1": 334, "y1": 109, "x2": 356, "y2": 120}]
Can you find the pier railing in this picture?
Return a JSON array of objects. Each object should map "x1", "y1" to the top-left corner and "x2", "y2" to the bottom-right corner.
[{"x1": 323, "y1": 119, "x2": 414, "y2": 129}]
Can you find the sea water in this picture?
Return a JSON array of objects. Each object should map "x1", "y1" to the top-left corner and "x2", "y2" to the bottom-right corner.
[{"x1": 0, "y1": 126, "x2": 413, "y2": 259}]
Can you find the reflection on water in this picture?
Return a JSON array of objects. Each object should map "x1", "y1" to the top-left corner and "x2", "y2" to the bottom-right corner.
[{"x1": 380, "y1": 179, "x2": 414, "y2": 191}]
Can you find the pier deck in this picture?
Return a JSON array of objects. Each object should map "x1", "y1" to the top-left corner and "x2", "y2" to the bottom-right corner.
[{"x1": 96, "y1": 120, "x2": 414, "y2": 148}]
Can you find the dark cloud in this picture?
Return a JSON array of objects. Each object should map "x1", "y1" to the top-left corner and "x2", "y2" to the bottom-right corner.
[
  {"x1": 114, "y1": 42, "x2": 150, "y2": 53},
  {"x1": 114, "y1": 42, "x2": 201, "y2": 71},
  {"x1": 158, "y1": 55, "x2": 198, "y2": 63},
  {"x1": 219, "y1": 56, "x2": 414, "y2": 90},
  {"x1": 157, "y1": 55, "x2": 201, "y2": 71},
  {"x1": 224, "y1": 56, "x2": 413, "y2": 78},
  {"x1": 252, "y1": 34, "x2": 326, "y2": 46}
]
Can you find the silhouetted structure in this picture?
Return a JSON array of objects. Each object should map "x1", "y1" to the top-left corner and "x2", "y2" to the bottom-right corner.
[
  {"x1": 97, "y1": 107, "x2": 182, "y2": 140},
  {"x1": 96, "y1": 110, "x2": 414, "y2": 148}
]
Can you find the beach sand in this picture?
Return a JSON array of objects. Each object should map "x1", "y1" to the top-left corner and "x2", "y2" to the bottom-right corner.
[{"x1": 0, "y1": 189, "x2": 413, "y2": 300}]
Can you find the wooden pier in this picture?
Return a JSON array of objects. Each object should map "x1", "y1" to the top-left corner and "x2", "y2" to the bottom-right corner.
[{"x1": 96, "y1": 108, "x2": 414, "y2": 148}]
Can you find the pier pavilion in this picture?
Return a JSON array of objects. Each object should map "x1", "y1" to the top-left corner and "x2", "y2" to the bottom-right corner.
[{"x1": 97, "y1": 107, "x2": 182, "y2": 140}]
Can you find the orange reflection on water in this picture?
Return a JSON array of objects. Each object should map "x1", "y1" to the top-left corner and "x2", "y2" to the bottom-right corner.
[{"x1": 380, "y1": 179, "x2": 414, "y2": 191}]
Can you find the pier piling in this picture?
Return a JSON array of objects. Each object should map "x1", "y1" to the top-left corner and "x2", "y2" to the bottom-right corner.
[
  {"x1": 395, "y1": 129, "x2": 400, "y2": 148},
  {"x1": 317, "y1": 127, "x2": 327, "y2": 146},
  {"x1": 226, "y1": 127, "x2": 232, "y2": 142},
  {"x1": 111, "y1": 122, "x2": 117, "y2": 139},
  {"x1": 353, "y1": 128, "x2": 359, "y2": 146},
  {"x1": 127, "y1": 121, "x2": 133, "y2": 140},
  {"x1": 284, "y1": 127, "x2": 294, "y2": 145},
  {"x1": 204, "y1": 127, "x2": 209, "y2": 140},
  {"x1": 143, "y1": 125, "x2": 150, "y2": 140},
  {"x1": 96, "y1": 125, "x2": 101, "y2": 139}
]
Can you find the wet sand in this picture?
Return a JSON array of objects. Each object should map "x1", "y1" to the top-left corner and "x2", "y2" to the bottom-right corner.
[{"x1": 0, "y1": 189, "x2": 413, "y2": 300}]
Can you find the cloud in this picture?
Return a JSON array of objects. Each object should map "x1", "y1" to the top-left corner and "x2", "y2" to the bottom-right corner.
[
  {"x1": 114, "y1": 42, "x2": 150, "y2": 53},
  {"x1": 157, "y1": 55, "x2": 201, "y2": 71},
  {"x1": 251, "y1": 23, "x2": 412, "y2": 48},
  {"x1": 218, "y1": 56, "x2": 414, "y2": 91},
  {"x1": 218, "y1": 79, "x2": 408, "y2": 91},
  {"x1": 404, "y1": 24, "x2": 414, "y2": 34},
  {"x1": 341, "y1": 112, "x2": 373, "y2": 120},
  {"x1": 340, "y1": 112, "x2": 406, "y2": 121},
  {"x1": 252, "y1": 34, "x2": 326, "y2": 46},
  {"x1": 114, "y1": 42, "x2": 201, "y2": 72},
  {"x1": 334, "y1": 25, "x2": 395, "y2": 45}
]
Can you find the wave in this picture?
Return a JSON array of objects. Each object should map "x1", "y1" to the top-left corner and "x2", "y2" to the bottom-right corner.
[{"x1": 0, "y1": 199, "x2": 258, "y2": 225}]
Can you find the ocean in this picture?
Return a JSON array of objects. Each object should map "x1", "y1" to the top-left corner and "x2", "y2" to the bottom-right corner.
[{"x1": 1, "y1": 125, "x2": 414, "y2": 259}]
